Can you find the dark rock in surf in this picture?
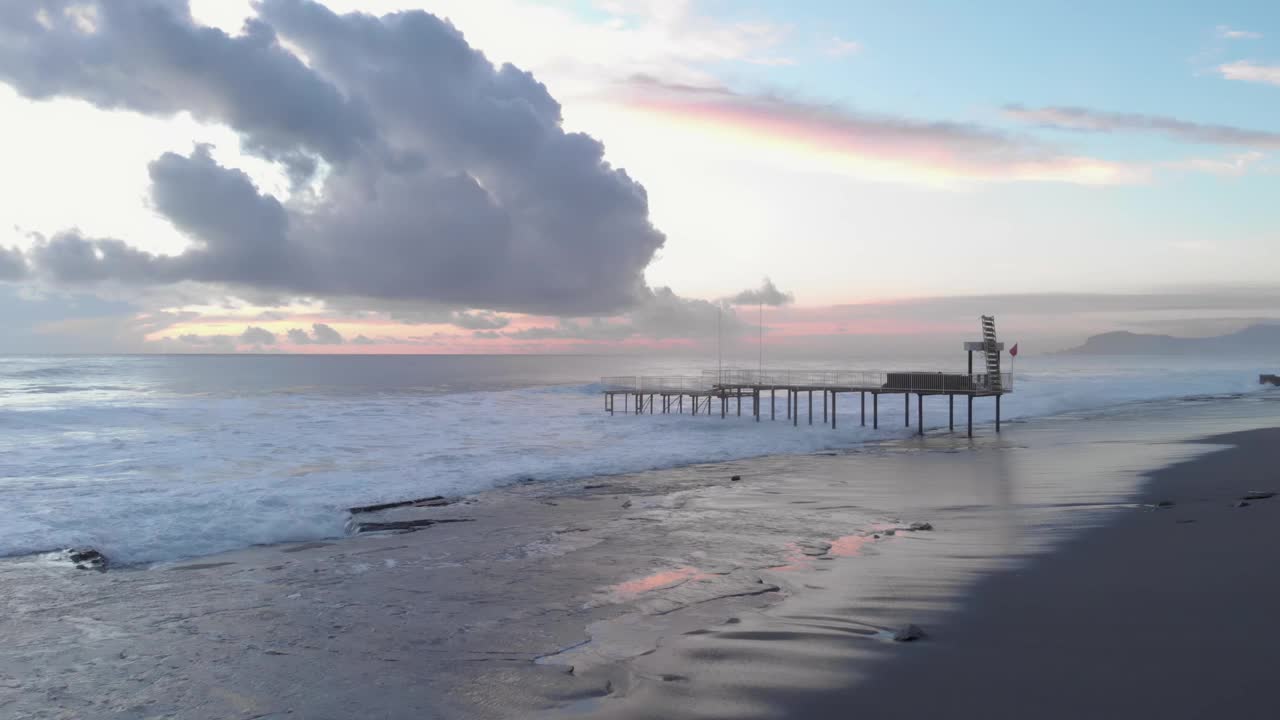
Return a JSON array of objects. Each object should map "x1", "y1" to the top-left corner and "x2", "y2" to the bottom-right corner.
[
  {"x1": 730, "y1": 475, "x2": 741, "y2": 481},
  {"x1": 1234, "y1": 501, "x2": 1251, "y2": 508},
  {"x1": 893, "y1": 624, "x2": 927, "y2": 642},
  {"x1": 1155, "y1": 501, "x2": 1175, "y2": 509},
  {"x1": 67, "y1": 548, "x2": 108, "y2": 571},
  {"x1": 908, "y1": 521, "x2": 934, "y2": 531},
  {"x1": 1242, "y1": 491, "x2": 1275, "y2": 501},
  {"x1": 354, "y1": 518, "x2": 474, "y2": 533},
  {"x1": 348, "y1": 496, "x2": 448, "y2": 514}
]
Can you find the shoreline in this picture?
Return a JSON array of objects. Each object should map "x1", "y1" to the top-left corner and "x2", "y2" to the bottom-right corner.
[
  {"x1": 3, "y1": 379, "x2": 1269, "y2": 568},
  {"x1": 724, "y1": 426, "x2": 1280, "y2": 719},
  {"x1": 2, "y1": 394, "x2": 1277, "y2": 718}
]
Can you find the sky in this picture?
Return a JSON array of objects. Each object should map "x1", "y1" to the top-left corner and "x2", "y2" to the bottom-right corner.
[{"x1": 1, "y1": 0, "x2": 1278, "y2": 356}]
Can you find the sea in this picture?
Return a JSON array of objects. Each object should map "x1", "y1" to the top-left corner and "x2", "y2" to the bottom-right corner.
[{"x1": 1, "y1": 353, "x2": 1274, "y2": 565}]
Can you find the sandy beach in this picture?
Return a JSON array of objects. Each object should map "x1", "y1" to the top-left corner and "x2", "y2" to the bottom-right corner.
[
  {"x1": 2, "y1": 393, "x2": 1278, "y2": 719},
  {"x1": 761, "y1": 425, "x2": 1280, "y2": 719}
]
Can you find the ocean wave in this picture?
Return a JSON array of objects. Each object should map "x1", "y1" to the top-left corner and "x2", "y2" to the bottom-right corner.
[{"x1": 2, "y1": 355, "x2": 1276, "y2": 564}]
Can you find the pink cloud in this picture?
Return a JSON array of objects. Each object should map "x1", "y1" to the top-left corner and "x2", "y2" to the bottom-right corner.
[
  {"x1": 1219, "y1": 61, "x2": 1280, "y2": 87},
  {"x1": 615, "y1": 76, "x2": 1145, "y2": 186}
]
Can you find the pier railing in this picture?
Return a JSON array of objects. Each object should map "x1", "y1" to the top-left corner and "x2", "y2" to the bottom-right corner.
[
  {"x1": 600, "y1": 375, "x2": 709, "y2": 393},
  {"x1": 601, "y1": 376, "x2": 639, "y2": 391},
  {"x1": 604, "y1": 369, "x2": 1013, "y2": 394},
  {"x1": 706, "y1": 368, "x2": 1013, "y2": 393},
  {"x1": 639, "y1": 376, "x2": 708, "y2": 393}
]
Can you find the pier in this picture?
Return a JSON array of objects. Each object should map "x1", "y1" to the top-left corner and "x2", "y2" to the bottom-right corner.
[{"x1": 601, "y1": 316, "x2": 1014, "y2": 437}]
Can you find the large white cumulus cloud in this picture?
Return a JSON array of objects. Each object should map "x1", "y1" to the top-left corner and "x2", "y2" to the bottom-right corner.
[{"x1": 0, "y1": 0, "x2": 665, "y2": 315}]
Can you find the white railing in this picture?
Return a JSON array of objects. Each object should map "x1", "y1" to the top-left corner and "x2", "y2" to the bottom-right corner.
[
  {"x1": 707, "y1": 367, "x2": 1014, "y2": 392},
  {"x1": 603, "y1": 369, "x2": 1013, "y2": 394},
  {"x1": 600, "y1": 376, "x2": 639, "y2": 391},
  {"x1": 639, "y1": 376, "x2": 707, "y2": 393},
  {"x1": 601, "y1": 375, "x2": 709, "y2": 393}
]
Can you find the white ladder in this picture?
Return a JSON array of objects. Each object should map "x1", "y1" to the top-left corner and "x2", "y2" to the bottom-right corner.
[{"x1": 981, "y1": 315, "x2": 1002, "y2": 391}]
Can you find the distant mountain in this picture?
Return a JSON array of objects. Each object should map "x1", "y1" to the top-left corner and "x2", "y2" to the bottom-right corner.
[{"x1": 1064, "y1": 324, "x2": 1280, "y2": 355}]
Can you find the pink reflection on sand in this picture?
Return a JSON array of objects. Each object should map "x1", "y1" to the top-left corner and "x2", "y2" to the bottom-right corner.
[
  {"x1": 770, "y1": 542, "x2": 815, "y2": 572},
  {"x1": 610, "y1": 566, "x2": 708, "y2": 599},
  {"x1": 829, "y1": 534, "x2": 873, "y2": 557}
]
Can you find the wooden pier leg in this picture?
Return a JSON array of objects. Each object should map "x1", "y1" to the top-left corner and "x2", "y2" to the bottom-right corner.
[
  {"x1": 967, "y1": 395, "x2": 973, "y2": 438},
  {"x1": 737, "y1": 392, "x2": 742, "y2": 417},
  {"x1": 996, "y1": 395, "x2": 1002, "y2": 433},
  {"x1": 808, "y1": 390, "x2": 813, "y2": 425},
  {"x1": 861, "y1": 392, "x2": 865, "y2": 427},
  {"x1": 793, "y1": 392, "x2": 798, "y2": 427},
  {"x1": 917, "y1": 393, "x2": 924, "y2": 436},
  {"x1": 949, "y1": 394, "x2": 954, "y2": 431},
  {"x1": 721, "y1": 394, "x2": 726, "y2": 419},
  {"x1": 680, "y1": 395, "x2": 684, "y2": 414},
  {"x1": 771, "y1": 388, "x2": 776, "y2": 421},
  {"x1": 873, "y1": 393, "x2": 879, "y2": 429},
  {"x1": 832, "y1": 392, "x2": 837, "y2": 429},
  {"x1": 905, "y1": 393, "x2": 910, "y2": 427},
  {"x1": 755, "y1": 390, "x2": 761, "y2": 422},
  {"x1": 650, "y1": 394, "x2": 654, "y2": 415},
  {"x1": 786, "y1": 390, "x2": 791, "y2": 420},
  {"x1": 823, "y1": 391, "x2": 828, "y2": 424}
]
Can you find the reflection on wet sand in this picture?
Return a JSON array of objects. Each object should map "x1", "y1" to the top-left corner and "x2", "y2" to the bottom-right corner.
[
  {"x1": 561, "y1": 396, "x2": 1278, "y2": 719},
  {"x1": 610, "y1": 566, "x2": 711, "y2": 599}
]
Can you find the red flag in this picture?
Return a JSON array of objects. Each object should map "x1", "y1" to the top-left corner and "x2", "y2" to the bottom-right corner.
[{"x1": 1010, "y1": 343, "x2": 1019, "y2": 357}]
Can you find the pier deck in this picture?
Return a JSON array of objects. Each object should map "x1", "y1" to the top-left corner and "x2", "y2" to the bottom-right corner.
[{"x1": 602, "y1": 368, "x2": 1013, "y2": 437}]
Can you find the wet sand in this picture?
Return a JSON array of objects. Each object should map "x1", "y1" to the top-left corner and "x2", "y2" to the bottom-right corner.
[
  {"x1": 2, "y1": 395, "x2": 1277, "y2": 719},
  {"x1": 581, "y1": 417, "x2": 1280, "y2": 719},
  {"x1": 769, "y1": 426, "x2": 1280, "y2": 719}
]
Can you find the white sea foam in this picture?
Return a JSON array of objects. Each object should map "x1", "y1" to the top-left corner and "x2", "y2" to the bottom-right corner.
[{"x1": 1, "y1": 354, "x2": 1274, "y2": 564}]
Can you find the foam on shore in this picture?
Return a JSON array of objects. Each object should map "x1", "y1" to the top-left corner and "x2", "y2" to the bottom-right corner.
[{"x1": 1, "y1": 354, "x2": 1275, "y2": 563}]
